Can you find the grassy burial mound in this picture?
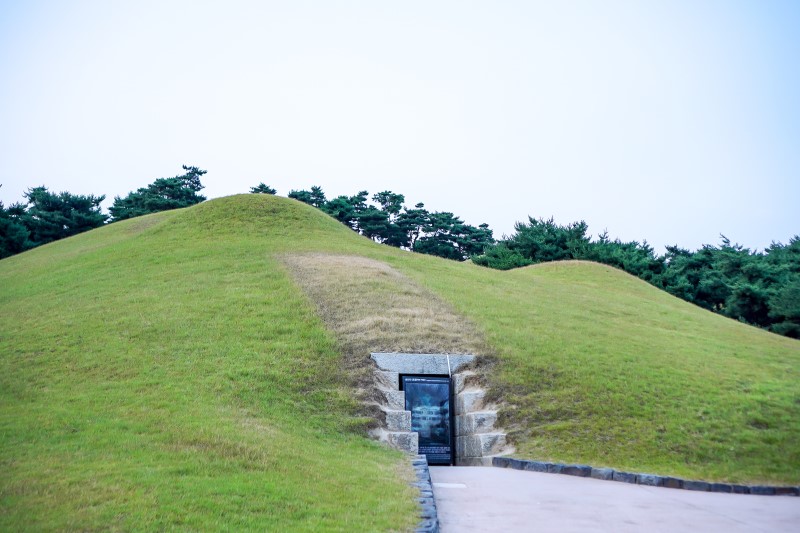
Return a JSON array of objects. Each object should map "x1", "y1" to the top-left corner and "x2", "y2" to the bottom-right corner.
[
  {"x1": 0, "y1": 197, "x2": 418, "y2": 532},
  {"x1": 1, "y1": 194, "x2": 799, "y2": 529}
]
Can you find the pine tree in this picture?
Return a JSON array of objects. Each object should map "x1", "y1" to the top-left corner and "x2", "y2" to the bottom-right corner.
[
  {"x1": 110, "y1": 166, "x2": 206, "y2": 221},
  {"x1": 250, "y1": 183, "x2": 276, "y2": 194}
]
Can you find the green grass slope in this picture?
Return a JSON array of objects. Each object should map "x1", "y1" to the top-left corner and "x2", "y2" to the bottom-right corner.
[
  {"x1": 2, "y1": 195, "x2": 799, "y2": 529},
  {"x1": 0, "y1": 198, "x2": 417, "y2": 532},
  {"x1": 406, "y1": 260, "x2": 800, "y2": 483}
]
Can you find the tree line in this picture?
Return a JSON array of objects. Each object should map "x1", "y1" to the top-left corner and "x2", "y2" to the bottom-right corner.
[
  {"x1": 2, "y1": 169, "x2": 797, "y2": 338},
  {"x1": 283, "y1": 185, "x2": 494, "y2": 260},
  {"x1": 270, "y1": 185, "x2": 798, "y2": 339},
  {"x1": 1, "y1": 166, "x2": 206, "y2": 257},
  {"x1": 472, "y1": 217, "x2": 800, "y2": 339}
]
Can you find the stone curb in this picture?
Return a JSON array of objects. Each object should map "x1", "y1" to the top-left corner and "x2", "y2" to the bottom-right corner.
[
  {"x1": 411, "y1": 455, "x2": 440, "y2": 533},
  {"x1": 492, "y1": 457, "x2": 800, "y2": 497}
]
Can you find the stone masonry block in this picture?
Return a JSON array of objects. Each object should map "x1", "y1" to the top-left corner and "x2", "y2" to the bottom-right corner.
[
  {"x1": 386, "y1": 431, "x2": 418, "y2": 454},
  {"x1": 377, "y1": 388, "x2": 406, "y2": 410},
  {"x1": 683, "y1": 481, "x2": 711, "y2": 492},
  {"x1": 492, "y1": 457, "x2": 511, "y2": 468},
  {"x1": 383, "y1": 409, "x2": 412, "y2": 431},
  {"x1": 455, "y1": 436, "x2": 468, "y2": 457},
  {"x1": 662, "y1": 477, "x2": 684, "y2": 489},
  {"x1": 416, "y1": 518, "x2": 438, "y2": 533},
  {"x1": 456, "y1": 390, "x2": 485, "y2": 415},
  {"x1": 590, "y1": 468, "x2": 615, "y2": 480},
  {"x1": 637, "y1": 474, "x2": 663, "y2": 487},
  {"x1": 523, "y1": 461, "x2": 549, "y2": 473},
  {"x1": 452, "y1": 371, "x2": 478, "y2": 395},
  {"x1": 458, "y1": 457, "x2": 493, "y2": 466},
  {"x1": 455, "y1": 411, "x2": 498, "y2": 436},
  {"x1": 371, "y1": 353, "x2": 475, "y2": 374},
  {"x1": 374, "y1": 370, "x2": 400, "y2": 390},
  {"x1": 457, "y1": 433, "x2": 507, "y2": 458},
  {"x1": 562, "y1": 465, "x2": 592, "y2": 477},
  {"x1": 507, "y1": 458, "x2": 525, "y2": 470},
  {"x1": 613, "y1": 471, "x2": 637, "y2": 484}
]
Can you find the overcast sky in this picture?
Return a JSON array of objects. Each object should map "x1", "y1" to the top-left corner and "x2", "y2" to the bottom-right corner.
[{"x1": 1, "y1": 0, "x2": 798, "y2": 252}]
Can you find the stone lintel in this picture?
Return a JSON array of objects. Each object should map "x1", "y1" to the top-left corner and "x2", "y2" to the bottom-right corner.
[{"x1": 371, "y1": 353, "x2": 475, "y2": 375}]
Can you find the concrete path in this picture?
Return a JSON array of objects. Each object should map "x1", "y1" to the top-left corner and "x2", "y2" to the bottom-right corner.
[{"x1": 429, "y1": 466, "x2": 800, "y2": 532}]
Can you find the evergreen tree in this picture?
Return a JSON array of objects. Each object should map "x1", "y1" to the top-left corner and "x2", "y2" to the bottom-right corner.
[
  {"x1": 412, "y1": 212, "x2": 494, "y2": 260},
  {"x1": 19, "y1": 186, "x2": 107, "y2": 246},
  {"x1": 472, "y1": 243, "x2": 532, "y2": 270},
  {"x1": 308, "y1": 186, "x2": 327, "y2": 207},
  {"x1": 506, "y1": 217, "x2": 590, "y2": 263},
  {"x1": 585, "y1": 233, "x2": 664, "y2": 284},
  {"x1": 288, "y1": 189, "x2": 313, "y2": 205},
  {"x1": 769, "y1": 277, "x2": 800, "y2": 338},
  {"x1": 395, "y1": 203, "x2": 429, "y2": 249},
  {"x1": 0, "y1": 200, "x2": 31, "y2": 258},
  {"x1": 287, "y1": 186, "x2": 493, "y2": 260},
  {"x1": 372, "y1": 191, "x2": 405, "y2": 218},
  {"x1": 323, "y1": 195, "x2": 360, "y2": 230},
  {"x1": 250, "y1": 183, "x2": 276, "y2": 194},
  {"x1": 288, "y1": 186, "x2": 327, "y2": 208},
  {"x1": 368, "y1": 191, "x2": 408, "y2": 247},
  {"x1": 110, "y1": 166, "x2": 206, "y2": 221},
  {"x1": 356, "y1": 206, "x2": 392, "y2": 242}
]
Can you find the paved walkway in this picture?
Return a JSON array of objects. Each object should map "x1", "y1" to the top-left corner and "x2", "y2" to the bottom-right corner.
[{"x1": 429, "y1": 466, "x2": 800, "y2": 532}]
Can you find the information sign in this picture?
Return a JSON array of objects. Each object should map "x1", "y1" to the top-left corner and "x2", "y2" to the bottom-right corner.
[{"x1": 402, "y1": 375, "x2": 453, "y2": 465}]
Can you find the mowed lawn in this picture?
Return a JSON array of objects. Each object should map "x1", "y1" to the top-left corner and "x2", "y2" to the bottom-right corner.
[
  {"x1": 2, "y1": 194, "x2": 799, "y2": 531},
  {"x1": 0, "y1": 198, "x2": 417, "y2": 532},
  {"x1": 390, "y1": 257, "x2": 800, "y2": 484}
]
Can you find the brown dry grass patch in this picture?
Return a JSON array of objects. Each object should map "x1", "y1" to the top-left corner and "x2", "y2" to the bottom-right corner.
[{"x1": 280, "y1": 253, "x2": 490, "y2": 391}]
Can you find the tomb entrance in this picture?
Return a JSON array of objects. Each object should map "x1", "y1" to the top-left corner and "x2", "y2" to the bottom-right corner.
[{"x1": 369, "y1": 353, "x2": 511, "y2": 465}]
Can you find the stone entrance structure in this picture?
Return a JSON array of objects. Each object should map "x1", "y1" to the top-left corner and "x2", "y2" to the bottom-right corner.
[{"x1": 369, "y1": 353, "x2": 510, "y2": 465}]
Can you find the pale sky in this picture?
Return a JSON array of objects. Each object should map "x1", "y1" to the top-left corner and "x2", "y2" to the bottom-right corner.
[{"x1": 1, "y1": 0, "x2": 798, "y2": 252}]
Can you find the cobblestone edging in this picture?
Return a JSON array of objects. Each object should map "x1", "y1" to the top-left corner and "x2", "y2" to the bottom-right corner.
[
  {"x1": 493, "y1": 457, "x2": 800, "y2": 496},
  {"x1": 411, "y1": 455, "x2": 440, "y2": 533}
]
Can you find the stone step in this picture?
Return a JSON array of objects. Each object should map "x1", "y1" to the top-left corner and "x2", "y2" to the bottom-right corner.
[
  {"x1": 376, "y1": 387, "x2": 405, "y2": 410},
  {"x1": 456, "y1": 433, "x2": 507, "y2": 458},
  {"x1": 383, "y1": 409, "x2": 412, "y2": 432},
  {"x1": 385, "y1": 431, "x2": 419, "y2": 454},
  {"x1": 455, "y1": 389, "x2": 485, "y2": 415},
  {"x1": 374, "y1": 370, "x2": 400, "y2": 391},
  {"x1": 452, "y1": 371, "x2": 480, "y2": 395},
  {"x1": 455, "y1": 411, "x2": 498, "y2": 436}
]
